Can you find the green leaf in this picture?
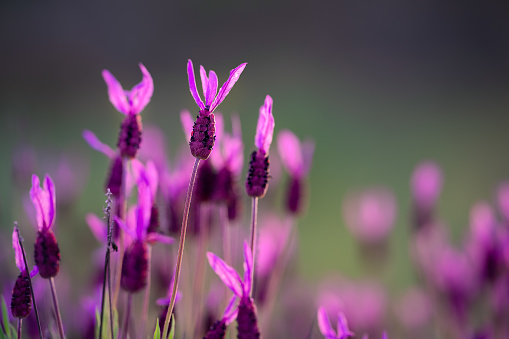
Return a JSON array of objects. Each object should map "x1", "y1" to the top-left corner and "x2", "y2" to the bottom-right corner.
[
  {"x1": 152, "y1": 318, "x2": 160, "y2": 339},
  {"x1": 1, "y1": 296, "x2": 10, "y2": 338},
  {"x1": 168, "y1": 314, "x2": 175, "y2": 339}
]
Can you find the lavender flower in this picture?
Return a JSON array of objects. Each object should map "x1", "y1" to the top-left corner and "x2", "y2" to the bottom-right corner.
[
  {"x1": 277, "y1": 130, "x2": 314, "y2": 214},
  {"x1": 103, "y1": 63, "x2": 153, "y2": 158},
  {"x1": 317, "y1": 306, "x2": 354, "y2": 339},
  {"x1": 30, "y1": 174, "x2": 60, "y2": 279},
  {"x1": 411, "y1": 161, "x2": 442, "y2": 229},
  {"x1": 11, "y1": 228, "x2": 38, "y2": 319},
  {"x1": 187, "y1": 59, "x2": 247, "y2": 160},
  {"x1": 207, "y1": 242, "x2": 260, "y2": 338},
  {"x1": 246, "y1": 95, "x2": 275, "y2": 198}
]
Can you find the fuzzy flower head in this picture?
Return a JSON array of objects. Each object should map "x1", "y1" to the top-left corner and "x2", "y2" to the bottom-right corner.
[
  {"x1": 317, "y1": 306, "x2": 354, "y2": 339},
  {"x1": 277, "y1": 129, "x2": 315, "y2": 179},
  {"x1": 102, "y1": 63, "x2": 153, "y2": 115},
  {"x1": 255, "y1": 95, "x2": 275, "y2": 154},
  {"x1": 187, "y1": 60, "x2": 247, "y2": 114},
  {"x1": 30, "y1": 174, "x2": 56, "y2": 232},
  {"x1": 411, "y1": 161, "x2": 442, "y2": 209}
]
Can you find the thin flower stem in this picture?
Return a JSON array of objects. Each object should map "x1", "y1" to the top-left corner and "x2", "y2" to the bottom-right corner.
[
  {"x1": 17, "y1": 318, "x2": 21, "y2": 339},
  {"x1": 49, "y1": 277, "x2": 65, "y2": 339},
  {"x1": 122, "y1": 293, "x2": 133, "y2": 339},
  {"x1": 107, "y1": 256, "x2": 114, "y2": 339},
  {"x1": 249, "y1": 197, "x2": 259, "y2": 297},
  {"x1": 14, "y1": 224, "x2": 42, "y2": 339},
  {"x1": 113, "y1": 157, "x2": 129, "y2": 307},
  {"x1": 162, "y1": 157, "x2": 200, "y2": 338},
  {"x1": 192, "y1": 204, "x2": 209, "y2": 337},
  {"x1": 140, "y1": 246, "x2": 152, "y2": 338},
  {"x1": 99, "y1": 190, "x2": 113, "y2": 339}
]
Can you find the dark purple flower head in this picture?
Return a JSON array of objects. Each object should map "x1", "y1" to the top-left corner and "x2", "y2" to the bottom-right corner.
[
  {"x1": 102, "y1": 63, "x2": 153, "y2": 116},
  {"x1": 317, "y1": 306, "x2": 354, "y2": 339},
  {"x1": 187, "y1": 60, "x2": 246, "y2": 160}
]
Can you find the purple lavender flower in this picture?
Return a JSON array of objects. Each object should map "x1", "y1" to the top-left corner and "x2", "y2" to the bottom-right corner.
[
  {"x1": 411, "y1": 161, "x2": 442, "y2": 229},
  {"x1": 30, "y1": 174, "x2": 60, "y2": 279},
  {"x1": 102, "y1": 63, "x2": 153, "y2": 158},
  {"x1": 187, "y1": 60, "x2": 247, "y2": 160},
  {"x1": 207, "y1": 242, "x2": 260, "y2": 339},
  {"x1": 11, "y1": 228, "x2": 38, "y2": 319},
  {"x1": 131, "y1": 159, "x2": 160, "y2": 234},
  {"x1": 246, "y1": 95, "x2": 275, "y2": 198},
  {"x1": 317, "y1": 306, "x2": 354, "y2": 339},
  {"x1": 277, "y1": 130, "x2": 314, "y2": 214},
  {"x1": 342, "y1": 187, "x2": 397, "y2": 244}
]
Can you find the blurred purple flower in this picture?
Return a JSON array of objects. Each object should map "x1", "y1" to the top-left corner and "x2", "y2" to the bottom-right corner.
[
  {"x1": 317, "y1": 306, "x2": 354, "y2": 339},
  {"x1": 411, "y1": 161, "x2": 442, "y2": 229},
  {"x1": 254, "y1": 95, "x2": 275, "y2": 155},
  {"x1": 277, "y1": 129, "x2": 314, "y2": 214},
  {"x1": 394, "y1": 288, "x2": 431, "y2": 330},
  {"x1": 102, "y1": 63, "x2": 153, "y2": 115},
  {"x1": 342, "y1": 187, "x2": 397, "y2": 244},
  {"x1": 497, "y1": 182, "x2": 509, "y2": 224}
]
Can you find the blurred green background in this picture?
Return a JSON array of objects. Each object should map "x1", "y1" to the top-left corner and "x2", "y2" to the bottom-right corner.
[{"x1": 1, "y1": 0, "x2": 509, "y2": 304}]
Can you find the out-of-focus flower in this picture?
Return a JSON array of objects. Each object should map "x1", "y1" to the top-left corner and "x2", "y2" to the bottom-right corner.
[
  {"x1": 317, "y1": 306, "x2": 354, "y2": 339},
  {"x1": 277, "y1": 130, "x2": 314, "y2": 214},
  {"x1": 187, "y1": 60, "x2": 247, "y2": 160},
  {"x1": 11, "y1": 227, "x2": 38, "y2": 318},
  {"x1": 394, "y1": 288, "x2": 432, "y2": 330},
  {"x1": 342, "y1": 187, "x2": 397, "y2": 244},
  {"x1": 207, "y1": 241, "x2": 259, "y2": 338},
  {"x1": 411, "y1": 161, "x2": 442, "y2": 229},
  {"x1": 30, "y1": 174, "x2": 60, "y2": 279},
  {"x1": 497, "y1": 182, "x2": 509, "y2": 225},
  {"x1": 246, "y1": 95, "x2": 275, "y2": 198}
]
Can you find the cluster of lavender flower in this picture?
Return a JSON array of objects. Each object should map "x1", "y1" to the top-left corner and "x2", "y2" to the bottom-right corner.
[{"x1": 3, "y1": 60, "x2": 509, "y2": 339}]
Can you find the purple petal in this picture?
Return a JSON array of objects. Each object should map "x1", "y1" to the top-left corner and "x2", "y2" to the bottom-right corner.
[
  {"x1": 30, "y1": 266, "x2": 39, "y2": 278},
  {"x1": 206, "y1": 251, "x2": 243, "y2": 297},
  {"x1": 206, "y1": 70, "x2": 218, "y2": 107},
  {"x1": 187, "y1": 60, "x2": 205, "y2": 109},
  {"x1": 146, "y1": 161, "x2": 159, "y2": 200},
  {"x1": 223, "y1": 295, "x2": 239, "y2": 325},
  {"x1": 43, "y1": 175, "x2": 56, "y2": 229},
  {"x1": 102, "y1": 69, "x2": 129, "y2": 114},
  {"x1": 114, "y1": 215, "x2": 137, "y2": 240},
  {"x1": 200, "y1": 65, "x2": 209, "y2": 99},
  {"x1": 317, "y1": 307, "x2": 336, "y2": 338},
  {"x1": 146, "y1": 233, "x2": 174, "y2": 245},
  {"x1": 224, "y1": 134, "x2": 244, "y2": 176},
  {"x1": 136, "y1": 177, "x2": 152, "y2": 239},
  {"x1": 12, "y1": 228, "x2": 25, "y2": 272},
  {"x1": 255, "y1": 95, "x2": 275, "y2": 153},
  {"x1": 242, "y1": 241, "x2": 253, "y2": 296},
  {"x1": 411, "y1": 161, "x2": 442, "y2": 208},
  {"x1": 180, "y1": 109, "x2": 195, "y2": 140},
  {"x1": 337, "y1": 312, "x2": 354, "y2": 338},
  {"x1": 497, "y1": 182, "x2": 509, "y2": 222},
  {"x1": 85, "y1": 213, "x2": 107, "y2": 243},
  {"x1": 277, "y1": 130, "x2": 303, "y2": 177},
  {"x1": 301, "y1": 140, "x2": 315, "y2": 176},
  {"x1": 209, "y1": 62, "x2": 247, "y2": 113},
  {"x1": 30, "y1": 175, "x2": 44, "y2": 230},
  {"x1": 128, "y1": 63, "x2": 154, "y2": 114},
  {"x1": 82, "y1": 130, "x2": 116, "y2": 158}
]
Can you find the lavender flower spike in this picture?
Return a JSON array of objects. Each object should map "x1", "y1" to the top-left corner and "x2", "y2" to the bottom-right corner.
[
  {"x1": 187, "y1": 59, "x2": 247, "y2": 160},
  {"x1": 207, "y1": 242, "x2": 260, "y2": 339},
  {"x1": 317, "y1": 306, "x2": 354, "y2": 339},
  {"x1": 31, "y1": 174, "x2": 61, "y2": 279},
  {"x1": 246, "y1": 95, "x2": 275, "y2": 198},
  {"x1": 11, "y1": 228, "x2": 38, "y2": 319}
]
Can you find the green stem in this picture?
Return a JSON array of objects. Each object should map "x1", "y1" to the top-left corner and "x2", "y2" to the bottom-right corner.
[{"x1": 49, "y1": 277, "x2": 64, "y2": 339}]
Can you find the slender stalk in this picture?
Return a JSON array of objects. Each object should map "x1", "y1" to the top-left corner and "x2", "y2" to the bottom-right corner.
[
  {"x1": 14, "y1": 224, "x2": 42, "y2": 339},
  {"x1": 99, "y1": 190, "x2": 114, "y2": 339},
  {"x1": 140, "y1": 246, "x2": 152, "y2": 338},
  {"x1": 121, "y1": 293, "x2": 133, "y2": 339},
  {"x1": 113, "y1": 157, "x2": 129, "y2": 307},
  {"x1": 107, "y1": 256, "x2": 114, "y2": 339},
  {"x1": 192, "y1": 204, "x2": 209, "y2": 337},
  {"x1": 249, "y1": 197, "x2": 259, "y2": 297},
  {"x1": 49, "y1": 277, "x2": 64, "y2": 339},
  {"x1": 162, "y1": 158, "x2": 200, "y2": 338},
  {"x1": 17, "y1": 318, "x2": 21, "y2": 339}
]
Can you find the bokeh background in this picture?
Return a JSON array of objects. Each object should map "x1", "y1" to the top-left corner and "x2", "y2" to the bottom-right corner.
[{"x1": 1, "y1": 0, "x2": 509, "y2": 336}]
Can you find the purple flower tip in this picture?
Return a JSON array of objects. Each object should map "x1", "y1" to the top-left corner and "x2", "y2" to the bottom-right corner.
[
  {"x1": 187, "y1": 59, "x2": 247, "y2": 114},
  {"x1": 277, "y1": 129, "x2": 315, "y2": 179},
  {"x1": 411, "y1": 161, "x2": 442, "y2": 208},
  {"x1": 317, "y1": 307, "x2": 354, "y2": 339},
  {"x1": 102, "y1": 63, "x2": 154, "y2": 115},
  {"x1": 254, "y1": 95, "x2": 275, "y2": 154},
  {"x1": 30, "y1": 174, "x2": 56, "y2": 232}
]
